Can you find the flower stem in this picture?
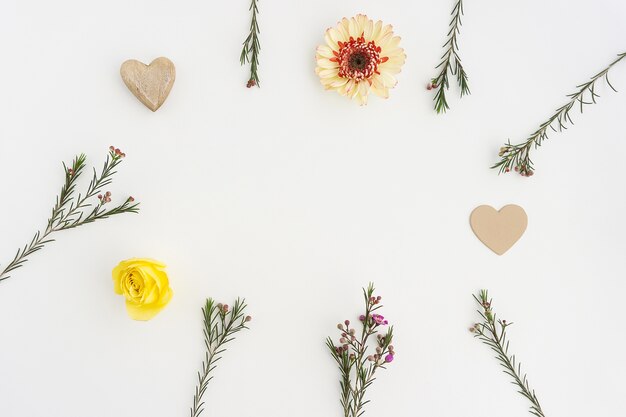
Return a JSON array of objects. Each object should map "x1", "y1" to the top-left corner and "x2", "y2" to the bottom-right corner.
[
  {"x1": 493, "y1": 52, "x2": 626, "y2": 176},
  {"x1": 472, "y1": 290, "x2": 546, "y2": 417},
  {"x1": 190, "y1": 298, "x2": 251, "y2": 417},
  {"x1": 328, "y1": 283, "x2": 394, "y2": 417},
  {"x1": 240, "y1": 0, "x2": 261, "y2": 87},
  {"x1": 432, "y1": 0, "x2": 470, "y2": 113},
  {"x1": 0, "y1": 148, "x2": 139, "y2": 284}
]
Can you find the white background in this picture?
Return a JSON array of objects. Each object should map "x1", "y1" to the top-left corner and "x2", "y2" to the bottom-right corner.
[{"x1": 1, "y1": 1, "x2": 625, "y2": 416}]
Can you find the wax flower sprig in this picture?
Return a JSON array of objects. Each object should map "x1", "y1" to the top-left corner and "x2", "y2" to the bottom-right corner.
[
  {"x1": 493, "y1": 51, "x2": 626, "y2": 176},
  {"x1": 190, "y1": 298, "x2": 252, "y2": 417},
  {"x1": 240, "y1": 0, "x2": 260, "y2": 88},
  {"x1": 471, "y1": 290, "x2": 546, "y2": 417},
  {"x1": 430, "y1": 0, "x2": 470, "y2": 113},
  {"x1": 327, "y1": 283, "x2": 395, "y2": 417},
  {"x1": 0, "y1": 146, "x2": 139, "y2": 284}
]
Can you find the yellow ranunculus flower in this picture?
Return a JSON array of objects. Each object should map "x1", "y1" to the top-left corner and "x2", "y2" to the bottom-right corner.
[{"x1": 112, "y1": 258, "x2": 173, "y2": 321}]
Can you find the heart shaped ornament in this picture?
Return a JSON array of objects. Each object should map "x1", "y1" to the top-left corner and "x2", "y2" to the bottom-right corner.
[
  {"x1": 120, "y1": 57, "x2": 175, "y2": 111},
  {"x1": 470, "y1": 205, "x2": 528, "y2": 255}
]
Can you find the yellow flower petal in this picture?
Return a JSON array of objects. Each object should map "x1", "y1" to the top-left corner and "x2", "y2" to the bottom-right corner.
[
  {"x1": 381, "y1": 35, "x2": 402, "y2": 53},
  {"x1": 379, "y1": 71, "x2": 398, "y2": 88},
  {"x1": 363, "y1": 18, "x2": 374, "y2": 40},
  {"x1": 371, "y1": 75, "x2": 390, "y2": 98},
  {"x1": 380, "y1": 61, "x2": 404, "y2": 75},
  {"x1": 125, "y1": 287, "x2": 173, "y2": 321},
  {"x1": 316, "y1": 45, "x2": 335, "y2": 59},
  {"x1": 112, "y1": 258, "x2": 173, "y2": 321},
  {"x1": 371, "y1": 20, "x2": 383, "y2": 42},
  {"x1": 348, "y1": 17, "x2": 359, "y2": 38},
  {"x1": 338, "y1": 18, "x2": 351, "y2": 40},
  {"x1": 317, "y1": 58, "x2": 339, "y2": 69},
  {"x1": 329, "y1": 78, "x2": 348, "y2": 88},
  {"x1": 326, "y1": 27, "x2": 343, "y2": 49},
  {"x1": 317, "y1": 68, "x2": 339, "y2": 79},
  {"x1": 374, "y1": 24, "x2": 393, "y2": 44},
  {"x1": 356, "y1": 82, "x2": 370, "y2": 105},
  {"x1": 356, "y1": 14, "x2": 368, "y2": 35}
]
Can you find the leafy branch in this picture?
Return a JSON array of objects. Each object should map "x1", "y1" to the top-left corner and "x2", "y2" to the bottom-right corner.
[
  {"x1": 471, "y1": 290, "x2": 546, "y2": 417},
  {"x1": 430, "y1": 0, "x2": 470, "y2": 113},
  {"x1": 493, "y1": 51, "x2": 626, "y2": 176},
  {"x1": 190, "y1": 298, "x2": 252, "y2": 417},
  {"x1": 327, "y1": 283, "x2": 395, "y2": 417},
  {"x1": 240, "y1": 0, "x2": 260, "y2": 88},
  {"x1": 0, "y1": 146, "x2": 139, "y2": 284}
]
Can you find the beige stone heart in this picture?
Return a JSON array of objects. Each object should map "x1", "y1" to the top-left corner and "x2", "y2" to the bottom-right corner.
[
  {"x1": 470, "y1": 205, "x2": 528, "y2": 255},
  {"x1": 120, "y1": 57, "x2": 175, "y2": 112}
]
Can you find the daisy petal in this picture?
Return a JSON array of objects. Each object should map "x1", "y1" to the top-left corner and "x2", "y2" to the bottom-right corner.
[{"x1": 316, "y1": 45, "x2": 336, "y2": 59}]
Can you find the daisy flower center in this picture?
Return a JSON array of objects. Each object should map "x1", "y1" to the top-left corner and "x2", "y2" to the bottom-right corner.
[{"x1": 336, "y1": 35, "x2": 384, "y2": 82}]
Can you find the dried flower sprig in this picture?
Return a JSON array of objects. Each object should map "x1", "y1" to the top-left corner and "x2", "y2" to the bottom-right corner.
[
  {"x1": 493, "y1": 51, "x2": 626, "y2": 176},
  {"x1": 430, "y1": 0, "x2": 470, "y2": 113},
  {"x1": 471, "y1": 290, "x2": 546, "y2": 417},
  {"x1": 240, "y1": 0, "x2": 260, "y2": 88},
  {"x1": 190, "y1": 298, "x2": 252, "y2": 417},
  {"x1": 0, "y1": 147, "x2": 139, "y2": 284},
  {"x1": 327, "y1": 283, "x2": 395, "y2": 417}
]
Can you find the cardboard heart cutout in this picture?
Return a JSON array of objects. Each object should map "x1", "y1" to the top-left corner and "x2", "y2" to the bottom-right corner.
[{"x1": 470, "y1": 205, "x2": 527, "y2": 255}]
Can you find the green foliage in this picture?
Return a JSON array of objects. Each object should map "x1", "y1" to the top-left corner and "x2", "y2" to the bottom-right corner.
[
  {"x1": 0, "y1": 148, "x2": 139, "y2": 284},
  {"x1": 472, "y1": 290, "x2": 546, "y2": 417},
  {"x1": 432, "y1": 0, "x2": 470, "y2": 113},
  {"x1": 493, "y1": 52, "x2": 626, "y2": 176},
  {"x1": 327, "y1": 283, "x2": 395, "y2": 417},
  {"x1": 240, "y1": 0, "x2": 261, "y2": 88},
  {"x1": 190, "y1": 298, "x2": 251, "y2": 417}
]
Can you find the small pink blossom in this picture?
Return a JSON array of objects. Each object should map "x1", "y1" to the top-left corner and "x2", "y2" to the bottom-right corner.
[
  {"x1": 371, "y1": 314, "x2": 388, "y2": 326},
  {"x1": 384, "y1": 354, "x2": 394, "y2": 363}
]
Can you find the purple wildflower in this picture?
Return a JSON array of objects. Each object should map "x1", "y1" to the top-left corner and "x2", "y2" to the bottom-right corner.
[{"x1": 371, "y1": 314, "x2": 387, "y2": 326}]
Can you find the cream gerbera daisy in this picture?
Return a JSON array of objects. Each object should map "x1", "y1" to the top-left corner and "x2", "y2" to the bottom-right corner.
[{"x1": 315, "y1": 14, "x2": 406, "y2": 105}]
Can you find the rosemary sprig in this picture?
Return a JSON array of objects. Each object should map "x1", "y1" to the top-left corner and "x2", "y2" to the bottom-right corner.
[
  {"x1": 0, "y1": 146, "x2": 139, "y2": 284},
  {"x1": 190, "y1": 298, "x2": 251, "y2": 417},
  {"x1": 240, "y1": 0, "x2": 260, "y2": 88},
  {"x1": 327, "y1": 283, "x2": 395, "y2": 417},
  {"x1": 493, "y1": 51, "x2": 626, "y2": 176},
  {"x1": 430, "y1": 0, "x2": 470, "y2": 113},
  {"x1": 471, "y1": 290, "x2": 546, "y2": 417}
]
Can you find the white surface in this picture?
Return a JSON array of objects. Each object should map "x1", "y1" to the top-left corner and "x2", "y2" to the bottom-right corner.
[{"x1": 1, "y1": 1, "x2": 626, "y2": 416}]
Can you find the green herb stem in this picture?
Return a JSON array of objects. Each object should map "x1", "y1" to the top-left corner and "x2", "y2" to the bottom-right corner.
[
  {"x1": 240, "y1": 0, "x2": 261, "y2": 88},
  {"x1": 0, "y1": 149, "x2": 139, "y2": 284},
  {"x1": 190, "y1": 298, "x2": 251, "y2": 417},
  {"x1": 328, "y1": 283, "x2": 394, "y2": 417},
  {"x1": 472, "y1": 290, "x2": 546, "y2": 417},
  {"x1": 493, "y1": 52, "x2": 626, "y2": 176},
  {"x1": 432, "y1": 0, "x2": 470, "y2": 113}
]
